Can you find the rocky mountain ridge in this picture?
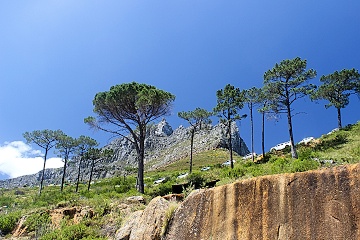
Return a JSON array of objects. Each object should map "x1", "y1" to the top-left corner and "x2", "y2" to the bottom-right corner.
[{"x1": 0, "y1": 119, "x2": 249, "y2": 189}]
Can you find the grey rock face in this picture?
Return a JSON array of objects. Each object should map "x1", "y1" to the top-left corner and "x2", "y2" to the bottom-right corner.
[
  {"x1": 154, "y1": 118, "x2": 173, "y2": 137},
  {"x1": 0, "y1": 119, "x2": 249, "y2": 189}
]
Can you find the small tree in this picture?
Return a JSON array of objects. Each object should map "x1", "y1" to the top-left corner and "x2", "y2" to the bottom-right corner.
[
  {"x1": 257, "y1": 86, "x2": 279, "y2": 160},
  {"x1": 74, "y1": 135, "x2": 98, "y2": 192},
  {"x1": 311, "y1": 68, "x2": 360, "y2": 129},
  {"x1": 178, "y1": 108, "x2": 212, "y2": 173},
  {"x1": 85, "y1": 82, "x2": 175, "y2": 193},
  {"x1": 85, "y1": 148, "x2": 113, "y2": 191},
  {"x1": 213, "y1": 84, "x2": 246, "y2": 169},
  {"x1": 23, "y1": 129, "x2": 63, "y2": 195},
  {"x1": 56, "y1": 134, "x2": 77, "y2": 192},
  {"x1": 244, "y1": 87, "x2": 262, "y2": 162},
  {"x1": 264, "y1": 57, "x2": 316, "y2": 158}
]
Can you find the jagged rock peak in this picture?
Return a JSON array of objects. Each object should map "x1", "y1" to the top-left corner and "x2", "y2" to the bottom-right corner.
[{"x1": 154, "y1": 118, "x2": 173, "y2": 137}]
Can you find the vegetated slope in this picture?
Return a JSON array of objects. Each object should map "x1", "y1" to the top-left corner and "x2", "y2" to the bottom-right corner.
[
  {"x1": 312, "y1": 122, "x2": 360, "y2": 163},
  {"x1": 1, "y1": 121, "x2": 359, "y2": 240}
]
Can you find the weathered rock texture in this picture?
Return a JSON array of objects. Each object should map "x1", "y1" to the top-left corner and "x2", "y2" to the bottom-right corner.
[
  {"x1": 165, "y1": 164, "x2": 360, "y2": 240},
  {"x1": 116, "y1": 196, "x2": 170, "y2": 240}
]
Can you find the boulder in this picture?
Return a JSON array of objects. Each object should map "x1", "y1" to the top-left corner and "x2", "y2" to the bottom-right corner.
[
  {"x1": 116, "y1": 196, "x2": 171, "y2": 240},
  {"x1": 165, "y1": 164, "x2": 360, "y2": 240},
  {"x1": 116, "y1": 211, "x2": 143, "y2": 240},
  {"x1": 126, "y1": 196, "x2": 146, "y2": 204}
]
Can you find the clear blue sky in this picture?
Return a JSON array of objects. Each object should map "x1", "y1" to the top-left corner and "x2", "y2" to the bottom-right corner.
[{"x1": 1, "y1": 1, "x2": 360, "y2": 179}]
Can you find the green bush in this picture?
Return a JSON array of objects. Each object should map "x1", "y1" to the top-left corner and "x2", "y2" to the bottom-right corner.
[
  {"x1": 0, "y1": 211, "x2": 21, "y2": 236},
  {"x1": 221, "y1": 166, "x2": 245, "y2": 179},
  {"x1": 187, "y1": 172, "x2": 206, "y2": 189},
  {"x1": 291, "y1": 159, "x2": 320, "y2": 173},
  {"x1": 148, "y1": 181, "x2": 173, "y2": 197},
  {"x1": 40, "y1": 222, "x2": 101, "y2": 240},
  {"x1": 24, "y1": 211, "x2": 51, "y2": 232},
  {"x1": 113, "y1": 178, "x2": 134, "y2": 194},
  {"x1": 0, "y1": 196, "x2": 13, "y2": 207},
  {"x1": 298, "y1": 148, "x2": 318, "y2": 161}
]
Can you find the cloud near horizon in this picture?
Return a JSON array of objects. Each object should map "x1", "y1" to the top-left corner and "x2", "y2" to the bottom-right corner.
[{"x1": 0, "y1": 141, "x2": 63, "y2": 179}]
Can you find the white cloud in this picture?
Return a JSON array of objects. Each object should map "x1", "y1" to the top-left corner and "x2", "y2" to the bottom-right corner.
[{"x1": 0, "y1": 141, "x2": 63, "y2": 179}]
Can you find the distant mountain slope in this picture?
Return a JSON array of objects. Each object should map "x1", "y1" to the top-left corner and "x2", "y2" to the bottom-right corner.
[{"x1": 0, "y1": 119, "x2": 249, "y2": 189}]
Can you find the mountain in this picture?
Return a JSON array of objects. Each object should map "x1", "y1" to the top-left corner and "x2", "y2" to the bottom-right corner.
[{"x1": 0, "y1": 119, "x2": 249, "y2": 189}]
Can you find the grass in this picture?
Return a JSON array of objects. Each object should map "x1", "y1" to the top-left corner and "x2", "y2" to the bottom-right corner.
[
  {"x1": 313, "y1": 122, "x2": 360, "y2": 163},
  {"x1": 1, "y1": 121, "x2": 359, "y2": 239}
]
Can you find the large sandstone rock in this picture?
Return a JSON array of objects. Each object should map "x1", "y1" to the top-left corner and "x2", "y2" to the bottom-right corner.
[
  {"x1": 116, "y1": 196, "x2": 171, "y2": 240},
  {"x1": 165, "y1": 164, "x2": 360, "y2": 240},
  {"x1": 116, "y1": 211, "x2": 143, "y2": 240}
]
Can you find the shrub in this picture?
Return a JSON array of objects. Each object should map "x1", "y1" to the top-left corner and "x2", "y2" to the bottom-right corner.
[
  {"x1": 40, "y1": 222, "x2": 101, "y2": 240},
  {"x1": 113, "y1": 179, "x2": 133, "y2": 194},
  {"x1": 298, "y1": 148, "x2": 318, "y2": 161},
  {"x1": 24, "y1": 211, "x2": 51, "y2": 233},
  {"x1": 148, "y1": 181, "x2": 173, "y2": 197},
  {"x1": 0, "y1": 211, "x2": 21, "y2": 236},
  {"x1": 221, "y1": 166, "x2": 245, "y2": 179},
  {"x1": 187, "y1": 172, "x2": 205, "y2": 189},
  {"x1": 0, "y1": 196, "x2": 13, "y2": 208},
  {"x1": 291, "y1": 159, "x2": 320, "y2": 173}
]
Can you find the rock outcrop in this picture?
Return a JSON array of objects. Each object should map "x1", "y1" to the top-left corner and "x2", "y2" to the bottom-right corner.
[
  {"x1": 164, "y1": 164, "x2": 360, "y2": 240},
  {"x1": 116, "y1": 196, "x2": 170, "y2": 240},
  {"x1": 107, "y1": 119, "x2": 249, "y2": 170},
  {"x1": 0, "y1": 119, "x2": 249, "y2": 189}
]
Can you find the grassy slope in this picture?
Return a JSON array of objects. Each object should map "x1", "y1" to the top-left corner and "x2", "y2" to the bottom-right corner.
[{"x1": 0, "y1": 121, "x2": 359, "y2": 239}]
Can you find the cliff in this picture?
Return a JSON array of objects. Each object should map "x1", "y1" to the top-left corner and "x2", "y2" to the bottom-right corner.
[
  {"x1": 117, "y1": 164, "x2": 360, "y2": 240},
  {"x1": 166, "y1": 164, "x2": 360, "y2": 240}
]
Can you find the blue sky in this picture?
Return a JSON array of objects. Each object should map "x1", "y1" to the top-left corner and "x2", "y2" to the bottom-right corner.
[{"x1": 1, "y1": 1, "x2": 360, "y2": 179}]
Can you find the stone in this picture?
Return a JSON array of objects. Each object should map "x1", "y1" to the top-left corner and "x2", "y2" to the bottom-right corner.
[
  {"x1": 154, "y1": 118, "x2": 173, "y2": 137},
  {"x1": 126, "y1": 196, "x2": 146, "y2": 204},
  {"x1": 116, "y1": 196, "x2": 171, "y2": 240},
  {"x1": 115, "y1": 210, "x2": 143, "y2": 240},
  {"x1": 165, "y1": 164, "x2": 360, "y2": 240}
]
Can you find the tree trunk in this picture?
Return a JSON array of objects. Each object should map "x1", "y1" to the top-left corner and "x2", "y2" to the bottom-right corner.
[
  {"x1": 250, "y1": 103, "x2": 255, "y2": 162},
  {"x1": 337, "y1": 107, "x2": 342, "y2": 129},
  {"x1": 138, "y1": 141, "x2": 145, "y2": 194},
  {"x1": 286, "y1": 103, "x2": 298, "y2": 159},
  {"x1": 60, "y1": 157, "x2": 67, "y2": 192},
  {"x1": 228, "y1": 118, "x2": 234, "y2": 169},
  {"x1": 137, "y1": 126, "x2": 146, "y2": 194},
  {"x1": 39, "y1": 148, "x2": 48, "y2": 195},
  {"x1": 87, "y1": 158, "x2": 95, "y2": 191},
  {"x1": 75, "y1": 156, "x2": 82, "y2": 192},
  {"x1": 190, "y1": 128, "x2": 195, "y2": 173},
  {"x1": 261, "y1": 110, "x2": 265, "y2": 159}
]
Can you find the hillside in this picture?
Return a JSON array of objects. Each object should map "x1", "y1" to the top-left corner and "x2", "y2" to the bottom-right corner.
[
  {"x1": 0, "y1": 121, "x2": 359, "y2": 239},
  {"x1": 0, "y1": 119, "x2": 249, "y2": 189}
]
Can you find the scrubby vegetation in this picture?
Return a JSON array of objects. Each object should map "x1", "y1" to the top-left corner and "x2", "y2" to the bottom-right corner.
[{"x1": 0, "y1": 122, "x2": 359, "y2": 239}]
